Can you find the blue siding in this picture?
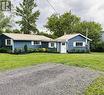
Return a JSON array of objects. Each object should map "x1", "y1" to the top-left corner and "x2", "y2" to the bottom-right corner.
[
  {"x1": 56, "y1": 42, "x2": 61, "y2": 52},
  {"x1": 14, "y1": 40, "x2": 40, "y2": 49},
  {"x1": 14, "y1": 41, "x2": 49, "y2": 50},
  {"x1": 0, "y1": 34, "x2": 12, "y2": 49},
  {"x1": 67, "y1": 35, "x2": 90, "y2": 52}
]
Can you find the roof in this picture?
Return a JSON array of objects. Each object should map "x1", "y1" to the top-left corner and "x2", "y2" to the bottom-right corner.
[
  {"x1": 55, "y1": 33, "x2": 92, "y2": 42},
  {"x1": 2, "y1": 33, "x2": 53, "y2": 42}
]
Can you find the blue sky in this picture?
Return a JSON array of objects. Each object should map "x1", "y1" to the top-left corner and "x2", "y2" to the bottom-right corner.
[{"x1": 11, "y1": 0, "x2": 104, "y2": 31}]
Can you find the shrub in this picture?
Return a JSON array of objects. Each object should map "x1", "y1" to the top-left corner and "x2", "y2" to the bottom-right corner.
[
  {"x1": 94, "y1": 42, "x2": 104, "y2": 52},
  {"x1": 14, "y1": 48, "x2": 24, "y2": 54},
  {"x1": 68, "y1": 48, "x2": 89, "y2": 53},
  {"x1": 24, "y1": 45, "x2": 28, "y2": 53},
  {"x1": 0, "y1": 48, "x2": 11, "y2": 53},
  {"x1": 47, "y1": 48, "x2": 57, "y2": 53}
]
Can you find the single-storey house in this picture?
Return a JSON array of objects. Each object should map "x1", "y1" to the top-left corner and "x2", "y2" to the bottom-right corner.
[{"x1": 0, "y1": 33, "x2": 91, "y2": 53}]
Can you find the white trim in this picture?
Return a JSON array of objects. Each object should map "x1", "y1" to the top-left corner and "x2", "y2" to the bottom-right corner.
[
  {"x1": 78, "y1": 34, "x2": 92, "y2": 41},
  {"x1": 31, "y1": 41, "x2": 41, "y2": 45},
  {"x1": 49, "y1": 42, "x2": 56, "y2": 48},
  {"x1": 73, "y1": 41, "x2": 86, "y2": 47},
  {"x1": 73, "y1": 42, "x2": 76, "y2": 47},
  {"x1": 60, "y1": 42, "x2": 66, "y2": 53},
  {"x1": 5, "y1": 39, "x2": 13, "y2": 46},
  {"x1": 31, "y1": 41, "x2": 34, "y2": 45}
]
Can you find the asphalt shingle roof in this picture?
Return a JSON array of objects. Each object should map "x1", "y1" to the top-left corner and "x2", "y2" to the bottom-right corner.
[
  {"x1": 3, "y1": 33, "x2": 53, "y2": 42},
  {"x1": 55, "y1": 33, "x2": 91, "y2": 42}
]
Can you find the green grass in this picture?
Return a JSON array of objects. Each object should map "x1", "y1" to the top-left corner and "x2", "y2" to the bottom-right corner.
[
  {"x1": 85, "y1": 76, "x2": 104, "y2": 95},
  {"x1": 0, "y1": 52, "x2": 104, "y2": 71}
]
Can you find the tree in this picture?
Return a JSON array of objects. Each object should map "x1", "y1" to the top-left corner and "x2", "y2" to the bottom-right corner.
[
  {"x1": 75, "y1": 21, "x2": 102, "y2": 50},
  {"x1": 16, "y1": 0, "x2": 40, "y2": 34},
  {"x1": 12, "y1": 29, "x2": 21, "y2": 33},
  {"x1": 45, "y1": 12, "x2": 80, "y2": 37},
  {"x1": 0, "y1": 11, "x2": 11, "y2": 34},
  {"x1": 37, "y1": 32, "x2": 53, "y2": 38}
]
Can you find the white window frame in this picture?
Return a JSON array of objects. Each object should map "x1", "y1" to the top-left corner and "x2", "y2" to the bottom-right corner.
[
  {"x1": 31, "y1": 41, "x2": 41, "y2": 45},
  {"x1": 73, "y1": 41, "x2": 85, "y2": 47},
  {"x1": 5, "y1": 39, "x2": 12, "y2": 46},
  {"x1": 49, "y1": 42, "x2": 56, "y2": 48}
]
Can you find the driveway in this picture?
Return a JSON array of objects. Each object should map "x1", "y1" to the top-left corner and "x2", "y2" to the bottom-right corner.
[{"x1": 0, "y1": 63, "x2": 101, "y2": 95}]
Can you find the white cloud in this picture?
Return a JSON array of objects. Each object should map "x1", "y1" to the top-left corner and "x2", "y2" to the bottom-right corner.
[{"x1": 11, "y1": 0, "x2": 104, "y2": 30}]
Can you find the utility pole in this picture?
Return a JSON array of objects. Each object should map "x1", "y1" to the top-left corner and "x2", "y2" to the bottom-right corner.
[{"x1": 86, "y1": 28, "x2": 88, "y2": 52}]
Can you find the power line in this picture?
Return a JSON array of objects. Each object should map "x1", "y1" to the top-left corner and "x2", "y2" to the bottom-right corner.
[{"x1": 46, "y1": 0, "x2": 58, "y2": 14}]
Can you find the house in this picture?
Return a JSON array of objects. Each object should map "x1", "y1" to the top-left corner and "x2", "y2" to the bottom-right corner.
[
  {"x1": 0, "y1": 33, "x2": 56, "y2": 52},
  {"x1": 55, "y1": 33, "x2": 91, "y2": 53},
  {"x1": 0, "y1": 33, "x2": 91, "y2": 53}
]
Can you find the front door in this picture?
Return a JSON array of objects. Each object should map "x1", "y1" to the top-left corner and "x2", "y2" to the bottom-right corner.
[{"x1": 60, "y1": 42, "x2": 66, "y2": 53}]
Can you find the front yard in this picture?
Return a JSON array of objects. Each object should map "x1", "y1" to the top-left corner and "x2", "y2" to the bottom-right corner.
[
  {"x1": 0, "y1": 52, "x2": 104, "y2": 71},
  {"x1": 0, "y1": 52, "x2": 104, "y2": 95}
]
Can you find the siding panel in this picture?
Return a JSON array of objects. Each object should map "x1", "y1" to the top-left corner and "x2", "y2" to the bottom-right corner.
[{"x1": 67, "y1": 35, "x2": 90, "y2": 52}]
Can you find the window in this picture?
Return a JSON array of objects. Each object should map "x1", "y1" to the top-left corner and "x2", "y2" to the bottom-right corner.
[
  {"x1": 76, "y1": 42, "x2": 83, "y2": 47},
  {"x1": 51, "y1": 43, "x2": 54, "y2": 47},
  {"x1": 31, "y1": 41, "x2": 41, "y2": 45},
  {"x1": 34, "y1": 41, "x2": 41, "y2": 45},
  {"x1": 49, "y1": 42, "x2": 56, "y2": 48},
  {"x1": 62, "y1": 42, "x2": 65, "y2": 45},
  {"x1": 73, "y1": 42, "x2": 85, "y2": 47},
  {"x1": 5, "y1": 39, "x2": 12, "y2": 46}
]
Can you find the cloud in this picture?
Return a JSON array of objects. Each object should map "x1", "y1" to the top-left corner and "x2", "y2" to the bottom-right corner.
[{"x1": 11, "y1": 0, "x2": 104, "y2": 31}]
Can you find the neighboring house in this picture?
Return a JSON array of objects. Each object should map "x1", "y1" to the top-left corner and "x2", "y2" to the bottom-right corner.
[
  {"x1": 0, "y1": 33, "x2": 91, "y2": 53},
  {"x1": 55, "y1": 33, "x2": 91, "y2": 53}
]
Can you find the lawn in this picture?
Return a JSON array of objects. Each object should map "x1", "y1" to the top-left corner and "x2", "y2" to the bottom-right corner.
[
  {"x1": 0, "y1": 52, "x2": 104, "y2": 95},
  {"x1": 85, "y1": 76, "x2": 104, "y2": 95},
  {"x1": 0, "y1": 52, "x2": 104, "y2": 71}
]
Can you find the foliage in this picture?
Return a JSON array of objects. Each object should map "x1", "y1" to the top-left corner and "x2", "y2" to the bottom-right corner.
[
  {"x1": 13, "y1": 47, "x2": 58, "y2": 54},
  {"x1": 75, "y1": 21, "x2": 102, "y2": 50},
  {"x1": 16, "y1": 0, "x2": 40, "y2": 34},
  {"x1": 24, "y1": 45, "x2": 28, "y2": 52},
  {"x1": 45, "y1": 12, "x2": 80, "y2": 37},
  {"x1": 68, "y1": 48, "x2": 90, "y2": 53},
  {"x1": 85, "y1": 76, "x2": 104, "y2": 95},
  {"x1": 0, "y1": 11, "x2": 11, "y2": 34},
  {"x1": 0, "y1": 47, "x2": 11, "y2": 53},
  {"x1": 37, "y1": 32, "x2": 54, "y2": 38},
  {"x1": 94, "y1": 41, "x2": 104, "y2": 52},
  {"x1": 12, "y1": 29, "x2": 21, "y2": 33},
  {"x1": 14, "y1": 48, "x2": 23, "y2": 54}
]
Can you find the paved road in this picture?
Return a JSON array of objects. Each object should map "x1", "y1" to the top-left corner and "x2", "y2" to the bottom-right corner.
[{"x1": 0, "y1": 63, "x2": 101, "y2": 95}]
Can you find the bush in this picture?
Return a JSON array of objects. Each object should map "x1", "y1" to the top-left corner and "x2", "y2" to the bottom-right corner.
[
  {"x1": 68, "y1": 48, "x2": 89, "y2": 53},
  {"x1": 14, "y1": 48, "x2": 24, "y2": 54},
  {"x1": 0, "y1": 48, "x2": 11, "y2": 53},
  {"x1": 94, "y1": 42, "x2": 104, "y2": 52},
  {"x1": 24, "y1": 45, "x2": 28, "y2": 53},
  {"x1": 47, "y1": 48, "x2": 57, "y2": 53}
]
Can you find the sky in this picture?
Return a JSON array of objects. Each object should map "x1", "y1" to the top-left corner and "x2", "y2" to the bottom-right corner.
[{"x1": 11, "y1": 0, "x2": 104, "y2": 31}]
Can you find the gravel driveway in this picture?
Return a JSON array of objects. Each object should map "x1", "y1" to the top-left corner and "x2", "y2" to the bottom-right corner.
[{"x1": 0, "y1": 63, "x2": 101, "y2": 95}]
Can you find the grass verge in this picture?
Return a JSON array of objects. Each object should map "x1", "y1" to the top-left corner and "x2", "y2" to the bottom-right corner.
[{"x1": 85, "y1": 76, "x2": 104, "y2": 95}]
